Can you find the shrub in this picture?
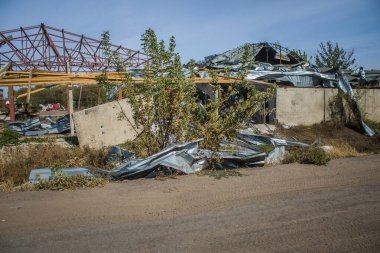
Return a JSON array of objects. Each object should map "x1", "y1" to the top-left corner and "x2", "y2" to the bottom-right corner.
[
  {"x1": 98, "y1": 29, "x2": 274, "y2": 159},
  {"x1": 0, "y1": 142, "x2": 110, "y2": 186},
  {"x1": 0, "y1": 129, "x2": 21, "y2": 148},
  {"x1": 34, "y1": 173, "x2": 107, "y2": 191},
  {"x1": 284, "y1": 147, "x2": 330, "y2": 165}
]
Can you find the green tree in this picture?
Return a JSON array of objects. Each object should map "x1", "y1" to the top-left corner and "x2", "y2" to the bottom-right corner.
[
  {"x1": 99, "y1": 30, "x2": 274, "y2": 158},
  {"x1": 290, "y1": 49, "x2": 308, "y2": 62},
  {"x1": 315, "y1": 41, "x2": 355, "y2": 69}
]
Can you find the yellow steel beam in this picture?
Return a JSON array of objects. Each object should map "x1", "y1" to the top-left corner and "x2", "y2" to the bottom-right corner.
[{"x1": 0, "y1": 71, "x2": 271, "y2": 86}]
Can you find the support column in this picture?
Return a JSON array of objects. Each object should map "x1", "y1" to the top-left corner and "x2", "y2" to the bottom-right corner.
[
  {"x1": 117, "y1": 86, "x2": 123, "y2": 100},
  {"x1": 66, "y1": 85, "x2": 70, "y2": 112},
  {"x1": 8, "y1": 86, "x2": 15, "y2": 122}
]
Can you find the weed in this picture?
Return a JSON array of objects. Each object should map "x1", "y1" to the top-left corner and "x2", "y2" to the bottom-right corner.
[
  {"x1": 155, "y1": 169, "x2": 180, "y2": 181},
  {"x1": 34, "y1": 173, "x2": 107, "y2": 191},
  {"x1": 22, "y1": 137, "x2": 47, "y2": 144},
  {"x1": 0, "y1": 174, "x2": 107, "y2": 192},
  {"x1": 0, "y1": 143, "x2": 110, "y2": 186},
  {"x1": 0, "y1": 129, "x2": 21, "y2": 148},
  {"x1": 326, "y1": 141, "x2": 359, "y2": 159},
  {"x1": 284, "y1": 147, "x2": 330, "y2": 165},
  {"x1": 197, "y1": 169, "x2": 243, "y2": 179}
]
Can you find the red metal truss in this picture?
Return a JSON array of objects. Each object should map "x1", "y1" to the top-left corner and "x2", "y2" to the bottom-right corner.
[{"x1": 0, "y1": 23, "x2": 149, "y2": 73}]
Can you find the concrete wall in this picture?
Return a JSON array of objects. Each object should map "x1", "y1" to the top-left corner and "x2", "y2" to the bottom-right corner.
[
  {"x1": 73, "y1": 99, "x2": 139, "y2": 149},
  {"x1": 354, "y1": 89, "x2": 380, "y2": 122},
  {"x1": 276, "y1": 87, "x2": 380, "y2": 126}
]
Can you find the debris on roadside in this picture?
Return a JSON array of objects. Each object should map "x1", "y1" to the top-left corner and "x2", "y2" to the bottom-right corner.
[
  {"x1": 111, "y1": 130, "x2": 310, "y2": 180},
  {"x1": 7, "y1": 115, "x2": 70, "y2": 136},
  {"x1": 106, "y1": 146, "x2": 135, "y2": 165},
  {"x1": 29, "y1": 167, "x2": 94, "y2": 183}
]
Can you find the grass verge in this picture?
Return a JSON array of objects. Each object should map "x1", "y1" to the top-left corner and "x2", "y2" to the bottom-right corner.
[
  {"x1": 284, "y1": 147, "x2": 330, "y2": 166},
  {"x1": 0, "y1": 141, "x2": 110, "y2": 189}
]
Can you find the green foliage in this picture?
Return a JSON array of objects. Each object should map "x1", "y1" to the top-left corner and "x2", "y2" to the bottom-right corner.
[
  {"x1": 99, "y1": 30, "x2": 274, "y2": 159},
  {"x1": 0, "y1": 129, "x2": 21, "y2": 147},
  {"x1": 291, "y1": 49, "x2": 308, "y2": 62},
  {"x1": 284, "y1": 147, "x2": 330, "y2": 165},
  {"x1": 198, "y1": 44, "x2": 275, "y2": 150},
  {"x1": 96, "y1": 31, "x2": 127, "y2": 100},
  {"x1": 315, "y1": 41, "x2": 355, "y2": 69}
]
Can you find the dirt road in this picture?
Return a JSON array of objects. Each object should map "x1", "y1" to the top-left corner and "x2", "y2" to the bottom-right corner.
[{"x1": 1, "y1": 155, "x2": 380, "y2": 252}]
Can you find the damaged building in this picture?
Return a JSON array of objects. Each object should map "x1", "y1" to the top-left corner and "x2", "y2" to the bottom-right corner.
[{"x1": 1, "y1": 25, "x2": 379, "y2": 180}]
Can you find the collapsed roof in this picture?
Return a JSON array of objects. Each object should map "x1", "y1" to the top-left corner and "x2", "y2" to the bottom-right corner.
[{"x1": 199, "y1": 42, "x2": 304, "y2": 67}]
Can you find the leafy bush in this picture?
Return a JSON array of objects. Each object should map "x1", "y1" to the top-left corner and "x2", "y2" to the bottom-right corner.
[
  {"x1": 0, "y1": 129, "x2": 21, "y2": 148},
  {"x1": 284, "y1": 147, "x2": 331, "y2": 165}
]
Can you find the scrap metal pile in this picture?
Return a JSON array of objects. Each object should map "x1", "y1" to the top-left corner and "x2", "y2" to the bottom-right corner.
[
  {"x1": 110, "y1": 129, "x2": 308, "y2": 180},
  {"x1": 8, "y1": 115, "x2": 70, "y2": 136},
  {"x1": 195, "y1": 42, "x2": 380, "y2": 88}
]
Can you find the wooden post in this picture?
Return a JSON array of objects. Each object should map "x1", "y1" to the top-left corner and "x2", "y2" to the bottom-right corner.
[
  {"x1": 8, "y1": 86, "x2": 15, "y2": 122},
  {"x1": 77, "y1": 85, "x2": 83, "y2": 110},
  {"x1": 117, "y1": 86, "x2": 122, "y2": 100},
  {"x1": 66, "y1": 85, "x2": 70, "y2": 113}
]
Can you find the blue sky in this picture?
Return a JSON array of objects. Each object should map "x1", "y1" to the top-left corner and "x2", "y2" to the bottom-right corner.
[{"x1": 1, "y1": 0, "x2": 380, "y2": 69}]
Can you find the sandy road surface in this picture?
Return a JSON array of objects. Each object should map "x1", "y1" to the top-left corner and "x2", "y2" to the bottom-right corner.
[{"x1": 1, "y1": 155, "x2": 380, "y2": 252}]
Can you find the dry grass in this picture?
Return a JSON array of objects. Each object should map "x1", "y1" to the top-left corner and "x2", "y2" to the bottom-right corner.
[
  {"x1": 283, "y1": 140, "x2": 359, "y2": 166},
  {"x1": 34, "y1": 173, "x2": 107, "y2": 191},
  {"x1": 0, "y1": 179, "x2": 35, "y2": 192},
  {"x1": 276, "y1": 122, "x2": 380, "y2": 154},
  {"x1": 0, "y1": 175, "x2": 107, "y2": 192},
  {"x1": 326, "y1": 141, "x2": 359, "y2": 159},
  {"x1": 0, "y1": 141, "x2": 110, "y2": 189},
  {"x1": 197, "y1": 169, "x2": 243, "y2": 179},
  {"x1": 284, "y1": 147, "x2": 331, "y2": 166}
]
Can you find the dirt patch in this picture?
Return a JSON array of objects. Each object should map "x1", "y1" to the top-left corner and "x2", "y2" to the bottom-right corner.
[
  {"x1": 0, "y1": 155, "x2": 379, "y2": 252},
  {"x1": 276, "y1": 122, "x2": 380, "y2": 153}
]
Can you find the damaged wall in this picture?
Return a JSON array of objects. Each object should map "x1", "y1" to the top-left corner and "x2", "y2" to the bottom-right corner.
[
  {"x1": 73, "y1": 99, "x2": 139, "y2": 149},
  {"x1": 276, "y1": 88, "x2": 380, "y2": 126}
]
